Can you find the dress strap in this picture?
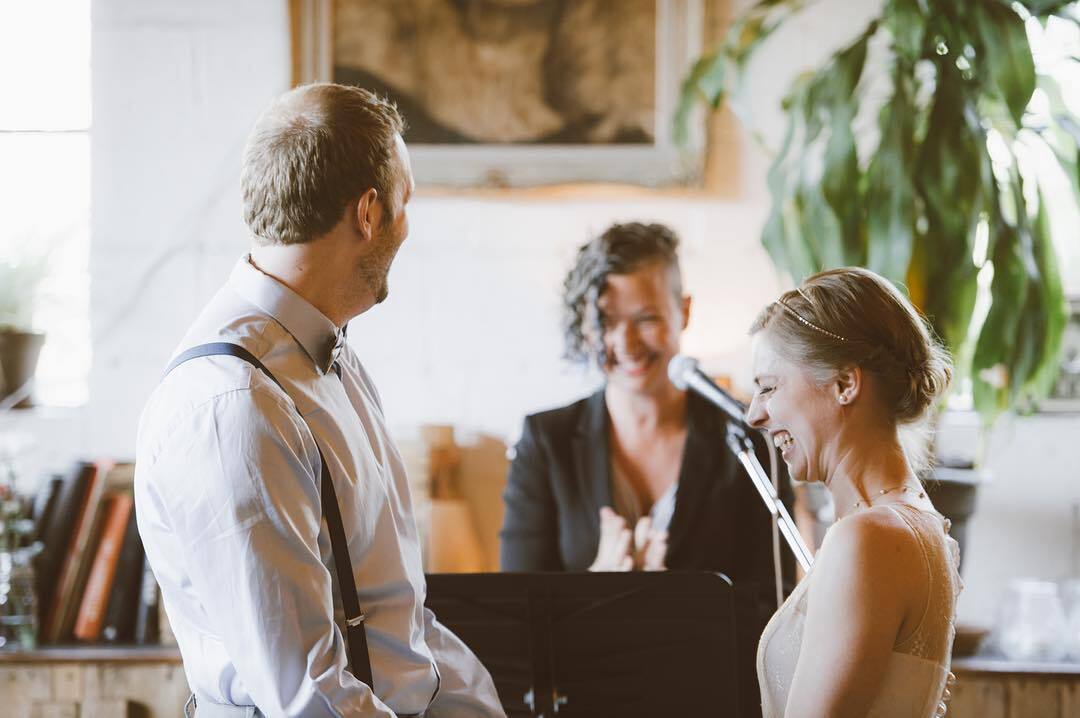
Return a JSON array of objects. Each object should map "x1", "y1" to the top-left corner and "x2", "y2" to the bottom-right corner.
[{"x1": 879, "y1": 504, "x2": 934, "y2": 652}]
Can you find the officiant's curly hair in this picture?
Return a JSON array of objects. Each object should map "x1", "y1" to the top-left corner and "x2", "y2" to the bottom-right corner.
[
  {"x1": 241, "y1": 83, "x2": 405, "y2": 246},
  {"x1": 561, "y1": 222, "x2": 684, "y2": 366}
]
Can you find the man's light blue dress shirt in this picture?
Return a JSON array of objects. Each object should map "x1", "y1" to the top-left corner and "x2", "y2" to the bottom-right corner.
[{"x1": 135, "y1": 257, "x2": 505, "y2": 717}]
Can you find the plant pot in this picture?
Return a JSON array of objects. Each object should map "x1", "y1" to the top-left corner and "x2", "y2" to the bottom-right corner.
[
  {"x1": 0, "y1": 330, "x2": 45, "y2": 409},
  {"x1": 924, "y1": 466, "x2": 983, "y2": 570}
]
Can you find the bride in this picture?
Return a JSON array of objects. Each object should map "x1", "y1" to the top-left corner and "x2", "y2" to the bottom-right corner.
[{"x1": 745, "y1": 267, "x2": 961, "y2": 718}]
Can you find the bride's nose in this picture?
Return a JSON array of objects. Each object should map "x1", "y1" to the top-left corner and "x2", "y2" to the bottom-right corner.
[{"x1": 746, "y1": 394, "x2": 767, "y2": 429}]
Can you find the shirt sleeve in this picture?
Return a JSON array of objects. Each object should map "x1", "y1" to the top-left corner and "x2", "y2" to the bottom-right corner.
[
  {"x1": 422, "y1": 607, "x2": 507, "y2": 717},
  {"x1": 141, "y1": 386, "x2": 397, "y2": 717}
]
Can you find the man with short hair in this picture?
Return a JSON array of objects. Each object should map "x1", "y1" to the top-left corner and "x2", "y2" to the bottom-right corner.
[{"x1": 135, "y1": 83, "x2": 505, "y2": 717}]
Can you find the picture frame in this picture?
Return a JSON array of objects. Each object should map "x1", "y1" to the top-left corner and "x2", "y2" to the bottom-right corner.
[{"x1": 290, "y1": 0, "x2": 708, "y2": 188}]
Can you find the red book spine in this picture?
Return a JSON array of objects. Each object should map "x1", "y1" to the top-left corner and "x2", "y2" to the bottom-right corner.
[{"x1": 73, "y1": 493, "x2": 134, "y2": 642}]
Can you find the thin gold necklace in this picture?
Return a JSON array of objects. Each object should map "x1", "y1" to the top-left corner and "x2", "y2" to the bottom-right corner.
[{"x1": 852, "y1": 483, "x2": 925, "y2": 511}]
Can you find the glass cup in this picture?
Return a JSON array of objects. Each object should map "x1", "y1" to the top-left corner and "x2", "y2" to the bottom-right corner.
[
  {"x1": 1062, "y1": 579, "x2": 1080, "y2": 661},
  {"x1": 998, "y1": 579, "x2": 1067, "y2": 662}
]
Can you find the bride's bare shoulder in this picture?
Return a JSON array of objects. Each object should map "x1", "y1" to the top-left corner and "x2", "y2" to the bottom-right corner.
[{"x1": 816, "y1": 507, "x2": 923, "y2": 579}]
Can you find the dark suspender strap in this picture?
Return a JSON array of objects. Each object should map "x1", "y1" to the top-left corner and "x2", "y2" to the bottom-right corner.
[
  {"x1": 166, "y1": 343, "x2": 285, "y2": 390},
  {"x1": 164, "y1": 342, "x2": 374, "y2": 689},
  {"x1": 318, "y1": 459, "x2": 373, "y2": 687}
]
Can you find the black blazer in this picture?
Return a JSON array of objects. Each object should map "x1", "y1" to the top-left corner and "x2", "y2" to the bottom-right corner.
[
  {"x1": 499, "y1": 388, "x2": 795, "y2": 717},
  {"x1": 500, "y1": 389, "x2": 793, "y2": 579}
]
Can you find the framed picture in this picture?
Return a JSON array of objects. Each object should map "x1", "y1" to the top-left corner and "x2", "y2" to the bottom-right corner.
[{"x1": 290, "y1": 0, "x2": 707, "y2": 188}]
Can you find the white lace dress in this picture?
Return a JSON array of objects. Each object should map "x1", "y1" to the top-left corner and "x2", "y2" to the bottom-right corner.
[{"x1": 756, "y1": 503, "x2": 962, "y2": 717}]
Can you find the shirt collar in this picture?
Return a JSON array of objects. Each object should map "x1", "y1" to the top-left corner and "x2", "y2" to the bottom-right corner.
[{"x1": 229, "y1": 255, "x2": 347, "y2": 374}]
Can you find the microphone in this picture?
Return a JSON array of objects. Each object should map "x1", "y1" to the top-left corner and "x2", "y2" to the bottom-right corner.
[
  {"x1": 667, "y1": 354, "x2": 749, "y2": 429},
  {"x1": 669, "y1": 353, "x2": 815, "y2": 573}
]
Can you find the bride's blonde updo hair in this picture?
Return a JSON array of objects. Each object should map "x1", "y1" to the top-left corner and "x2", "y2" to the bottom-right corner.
[{"x1": 750, "y1": 267, "x2": 952, "y2": 470}]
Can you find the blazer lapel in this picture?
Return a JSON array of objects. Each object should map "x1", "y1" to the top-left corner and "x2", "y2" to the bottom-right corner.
[{"x1": 572, "y1": 389, "x2": 613, "y2": 524}]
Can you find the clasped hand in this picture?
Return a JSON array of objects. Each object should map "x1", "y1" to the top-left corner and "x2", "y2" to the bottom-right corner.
[{"x1": 588, "y1": 506, "x2": 668, "y2": 572}]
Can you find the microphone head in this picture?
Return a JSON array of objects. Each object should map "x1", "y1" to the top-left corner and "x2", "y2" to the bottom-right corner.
[{"x1": 667, "y1": 354, "x2": 700, "y2": 390}]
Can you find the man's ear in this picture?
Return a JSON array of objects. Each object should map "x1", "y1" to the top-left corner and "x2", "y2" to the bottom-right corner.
[
  {"x1": 833, "y1": 364, "x2": 862, "y2": 406},
  {"x1": 354, "y1": 188, "x2": 381, "y2": 243}
]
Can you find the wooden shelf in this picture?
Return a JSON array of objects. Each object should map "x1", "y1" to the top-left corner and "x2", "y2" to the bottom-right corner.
[
  {"x1": 0, "y1": 644, "x2": 181, "y2": 664},
  {"x1": 953, "y1": 654, "x2": 1080, "y2": 678}
]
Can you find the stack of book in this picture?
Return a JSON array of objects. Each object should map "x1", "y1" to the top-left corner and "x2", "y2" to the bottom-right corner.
[{"x1": 33, "y1": 460, "x2": 163, "y2": 645}]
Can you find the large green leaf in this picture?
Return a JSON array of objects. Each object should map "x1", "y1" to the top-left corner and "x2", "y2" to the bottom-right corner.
[
  {"x1": 1016, "y1": 0, "x2": 1077, "y2": 16},
  {"x1": 886, "y1": 0, "x2": 928, "y2": 61},
  {"x1": 1007, "y1": 230, "x2": 1046, "y2": 411},
  {"x1": 675, "y1": 0, "x2": 809, "y2": 146},
  {"x1": 796, "y1": 184, "x2": 846, "y2": 269},
  {"x1": 761, "y1": 78, "x2": 823, "y2": 281},
  {"x1": 773, "y1": 36, "x2": 874, "y2": 274},
  {"x1": 865, "y1": 68, "x2": 918, "y2": 282},
  {"x1": 820, "y1": 33, "x2": 872, "y2": 264},
  {"x1": 916, "y1": 61, "x2": 983, "y2": 244},
  {"x1": 674, "y1": 53, "x2": 727, "y2": 146},
  {"x1": 972, "y1": 0, "x2": 1036, "y2": 127},
  {"x1": 972, "y1": 217, "x2": 1029, "y2": 419},
  {"x1": 762, "y1": 83, "x2": 800, "y2": 262},
  {"x1": 680, "y1": 0, "x2": 1076, "y2": 427},
  {"x1": 761, "y1": 207, "x2": 792, "y2": 278},
  {"x1": 912, "y1": 57, "x2": 984, "y2": 348},
  {"x1": 1024, "y1": 190, "x2": 1069, "y2": 400},
  {"x1": 728, "y1": 0, "x2": 810, "y2": 66},
  {"x1": 1038, "y1": 72, "x2": 1080, "y2": 206},
  {"x1": 972, "y1": 169, "x2": 1066, "y2": 419}
]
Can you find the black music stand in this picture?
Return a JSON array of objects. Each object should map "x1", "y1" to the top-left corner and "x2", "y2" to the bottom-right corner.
[{"x1": 425, "y1": 572, "x2": 739, "y2": 717}]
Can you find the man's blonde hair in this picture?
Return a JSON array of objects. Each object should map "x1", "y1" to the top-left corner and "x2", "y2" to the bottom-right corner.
[{"x1": 241, "y1": 83, "x2": 404, "y2": 245}]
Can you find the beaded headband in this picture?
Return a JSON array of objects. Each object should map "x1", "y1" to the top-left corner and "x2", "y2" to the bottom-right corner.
[{"x1": 774, "y1": 297, "x2": 848, "y2": 342}]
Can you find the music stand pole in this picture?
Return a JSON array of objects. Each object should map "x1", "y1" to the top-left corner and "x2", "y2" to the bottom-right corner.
[{"x1": 725, "y1": 424, "x2": 814, "y2": 573}]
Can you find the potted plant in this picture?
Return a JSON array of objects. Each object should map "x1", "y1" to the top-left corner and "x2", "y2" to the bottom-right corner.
[
  {"x1": 677, "y1": 0, "x2": 1080, "y2": 558},
  {"x1": 0, "y1": 256, "x2": 49, "y2": 409}
]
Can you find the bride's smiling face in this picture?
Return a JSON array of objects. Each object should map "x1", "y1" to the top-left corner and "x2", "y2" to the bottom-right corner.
[{"x1": 746, "y1": 332, "x2": 841, "y2": 484}]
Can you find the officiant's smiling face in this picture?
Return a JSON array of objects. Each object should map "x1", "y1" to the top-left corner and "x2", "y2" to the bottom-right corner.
[{"x1": 592, "y1": 262, "x2": 690, "y2": 397}]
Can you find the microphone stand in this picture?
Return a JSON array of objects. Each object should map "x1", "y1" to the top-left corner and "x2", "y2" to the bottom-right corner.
[{"x1": 725, "y1": 423, "x2": 814, "y2": 574}]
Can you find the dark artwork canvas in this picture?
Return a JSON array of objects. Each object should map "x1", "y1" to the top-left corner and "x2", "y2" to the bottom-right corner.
[{"x1": 333, "y1": 0, "x2": 656, "y2": 145}]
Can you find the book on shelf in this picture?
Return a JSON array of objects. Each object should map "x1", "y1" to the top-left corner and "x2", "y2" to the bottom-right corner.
[
  {"x1": 58, "y1": 485, "x2": 113, "y2": 640},
  {"x1": 31, "y1": 475, "x2": 64, "y2": 543},
  {"x1": 36, "y1": 464, "x2": 91, "y2": 618},
  {"x1": 73, "y1": 492, "x2": 134, "y2": 642},
  {"x1": 101, "y1": 505, "x2": 144, "y2": 643},
  {"x1": 26, "y1": 459, "x2": 167, "y2": 648},
  {"x1": 39, "y1": 459, "x2": 114, "y2": 642},
  {"x1": 134, "y1": 554, "x2": 160, "y2": 644}
]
